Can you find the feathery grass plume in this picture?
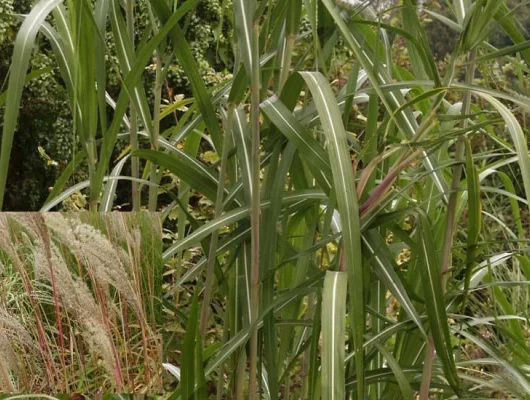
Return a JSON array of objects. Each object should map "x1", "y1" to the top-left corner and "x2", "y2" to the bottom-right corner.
[
  {"x1": 0, "y1": 332, "x2": 17, "y2": 391},
  {"x1": 43, "y1": 214, "x2": 144, "y2": 323},
  {"x1": 0, "y1": 305, "x2": 35, "y2": 392},
  {"x1": 0, "y1": 307, "x2": 35, "y2": 392},
  {"x1": 0, "y1": 214, "x2": 58, "y2": 387},
  {"x1": 0, "y1": 214, "x2": 14, "y2": 255},
  {"x1": 104, "y1": 214, "x2": 142, "y2": 279},
  {"x1": 0, "y1": 308, "x2": 34, "y2": 348},
  {"x1": 32, "y1": 240, "x2": 118, "y2": 384},
  {"x1": 105, "y1": 212, "x2": 131, "y2": 242},
  {"x1": 0, "y1": 212, "x2": 163, "y2": 392}
]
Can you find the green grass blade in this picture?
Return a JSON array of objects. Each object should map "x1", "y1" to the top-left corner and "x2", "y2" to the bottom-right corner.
[
  {"x1": 322, "y1": 271, "x2": 347, "y2": 400},
  {"x1": 362, "y1": 231, "x2": 426, "y2": 337},
  {"x1": 109, "y1": 0, "x2": 153, "y2": 134},
  {"x1": 133, "y1": 149, "x2": 220, "y2": 203},
  {"x1": 100, "y1": 155, "x2": 130, "y2": 212},
  {"x1": 461, "y1": 137, "x2": 481, "y2": 311},
  {"x1": 205, "y1": 287, "x2": 318, "y2": 377},
  {"x1": 298, "y1": 71, "x2": 365, "y2": 398},
  {"x1": 150, "y1": 0, "x2": 223, "y2": 151},
  {"x1": 162, "y1": 189, "x2": 326, "y2": 261},
  {"x1": 233, "y1": 0, "x2": 255, "y2": 77},
  {"x1": 417, "y1": 212, "x2": 460, "y2": 393},
  {"x1": 373, "y1": 342, "x2": 413, "y2": 399},
  {"x1": 179, "y1": 291, "x2": 207, "y2": 399},
  {"x1": 260, "y1": 96, "x2": 332, "y2": 193},
  {"x1": 494, "y1": 3, "x2": 530, "y2": 64},
  {"x1": 473, "y1": 40, "x2": 530, "y2": 63},
  {"x1": 94, "y1": 0, "x2": 110, "y2": 133},
  {"x1": 260, "y1": 96, "x2": 332, "y2": 178},
  {"x1": 472, "y1": 91, "x2": 530, "y2": 208},
  {"x1": 232, "y1": 108, "x2": 253, "y2": 204}
]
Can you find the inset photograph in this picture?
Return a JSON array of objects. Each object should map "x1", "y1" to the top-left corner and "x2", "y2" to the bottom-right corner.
[{"x1": 0, "y1": 213, "x2": 163, "y2": 394}]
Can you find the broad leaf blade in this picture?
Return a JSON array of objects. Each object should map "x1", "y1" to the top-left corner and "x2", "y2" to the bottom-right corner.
[
  {"x1": 298, "y1": 71, "x2": 365, "y2": 398},
  {"x1": 322, "y1": 271, "x2": 347, "y2": 400}
]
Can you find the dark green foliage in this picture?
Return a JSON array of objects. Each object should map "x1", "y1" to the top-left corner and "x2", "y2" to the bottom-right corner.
[
  {"x1": 0, "y1": 0, "x2": 232, "y2": 210},
  {"x1": 424, "y1": 1, "x2": 458, "y2": 58},
  {"x1": 424, "y1": 0, "x2": 530, "y2": 58},
  {"x1": 489, "y1": 0, "x2": 530, "y2": 47}
]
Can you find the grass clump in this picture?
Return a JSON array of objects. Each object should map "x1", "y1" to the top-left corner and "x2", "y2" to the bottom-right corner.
[{"x1": 0, "y1": 212, "x2": 163, "y2": 394}]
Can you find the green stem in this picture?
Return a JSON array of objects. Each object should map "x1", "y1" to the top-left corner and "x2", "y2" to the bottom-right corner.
[
  {"x1": 126, "y1": 0, "x2": 140, "y2": 211},
  {"x1": 248, "y1": 19, "x2": 261, "y2": 400},
  {"x1": 87, "y1": 138, "x2": 98, "y2": 211},
  {"x1": 419, "y1": 48, "x2": 477, "y2": 399},
  {"x1": 439, "y1": 48, "x2": 477, "y2": 292},
  {"x1": 200, "y1": 104, "x2": 233, "y2": 338},
  {"x1": 149, "y1": 53, "x2": 162, "y2": 212},
  {"x1": 216, "y1": 308, "x2": 231, "y2": 400}
]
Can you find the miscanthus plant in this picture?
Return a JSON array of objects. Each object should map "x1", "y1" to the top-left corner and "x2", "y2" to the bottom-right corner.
[
  {"x1": 2, "y1": 0, "x2": 530, "y2": 398},
  {"x1": 0, "y1": 212, "x2": 163, "y2": 393}
]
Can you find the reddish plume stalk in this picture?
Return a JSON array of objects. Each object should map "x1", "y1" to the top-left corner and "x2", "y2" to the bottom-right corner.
[
  {"x1": 359, "y1": 156, "x2": 417, "y2": 217},
  {"x1": 33, "y1": 215, "x2": 68, "y2": 388}
]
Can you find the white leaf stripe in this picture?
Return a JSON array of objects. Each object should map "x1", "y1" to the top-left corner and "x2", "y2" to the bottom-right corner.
[
  {"x1": 110, "y1": 0, "x2": 152, "y2": 134},
  {"x1": 454, "y1": 0, "x2": 467, "y2": 24},
  {"x1": 101, "y1": 154, "x2": 130, "y2": 211},
  {"x1": 242, "y1": 242, "x2": 252, "y2": 323},
  {"x1": 234, "y1": 0, "x2": 253, "y2": 74},
  {"x1": 300, "y1": 72, "x2": 357, "y2": 245},
  {"x1": 233, "y1": 109, "x2": 253, "y2": 199},
  {"x1": 322, "y1": 271, "x2": 347, "y2": 400},
  {"x1": 331, "y1": 273, "x2": 338, "y2": 398},
  {"x1": 299, "y1": 71, "x2": 364, "y2": 394},
  {"x1": 330, "y1": 273, "x2": 339, "y2": 400}
]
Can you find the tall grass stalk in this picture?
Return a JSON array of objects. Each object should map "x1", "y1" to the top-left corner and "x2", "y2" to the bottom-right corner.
[
  {"x1": 248, "y1": 18, "x2": 262, "y2": 400},
  {"x1": 126, "y1": 0, "x2": 140, "y2": 211},
  {"x1": 149, "y1": 52, "x2": 163, "y2": 212}
]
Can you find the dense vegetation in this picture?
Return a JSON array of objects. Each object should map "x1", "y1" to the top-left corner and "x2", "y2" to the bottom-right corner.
[
  {"x1": 1, "y1": 0, "x2": 530, "y2": 398},
  {"x1": 0, "y1": 0, "x2": 232, "y2": 210}
]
